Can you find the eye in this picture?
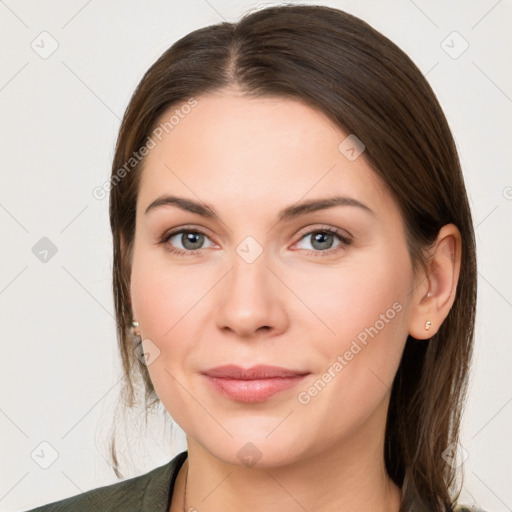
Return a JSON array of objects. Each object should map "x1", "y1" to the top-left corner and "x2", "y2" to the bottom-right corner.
[
  {"x1": 158, "y1": 225, "x2": 352, "y2": 256},
  {"x1": 159, "y1": 227, "x2": 216, "y2": 255},
  {"x1": 293, "y1": 226, "x2": 352, "y2": 255}
]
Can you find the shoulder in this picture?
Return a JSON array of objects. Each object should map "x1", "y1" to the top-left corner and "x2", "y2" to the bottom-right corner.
[{"x1": 24, "y1": 451, "x2": 188, "y2": 512}]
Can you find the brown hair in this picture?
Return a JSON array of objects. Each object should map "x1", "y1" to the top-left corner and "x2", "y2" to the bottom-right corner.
[{"x1": 108, "y1": 5, "x2": 477, "y2": 511}]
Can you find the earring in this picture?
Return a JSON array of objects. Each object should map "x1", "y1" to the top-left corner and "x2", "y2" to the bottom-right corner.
[
  {"x1": 131, "y1": 319, "x2": 141, "y2": 337},
  {"x1": 425, "y1": 320, "x2": 432, "y2": 330}
]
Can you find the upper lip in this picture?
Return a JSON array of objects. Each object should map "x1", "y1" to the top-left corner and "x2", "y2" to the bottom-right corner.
[{"x1": 201, "y1": 364, "x2": 310, "y2": 379}]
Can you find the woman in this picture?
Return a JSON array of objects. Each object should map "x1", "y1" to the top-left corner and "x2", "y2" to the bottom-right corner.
[{"x1": 28, "y1": 4, "x2": 484, "y2": 512}]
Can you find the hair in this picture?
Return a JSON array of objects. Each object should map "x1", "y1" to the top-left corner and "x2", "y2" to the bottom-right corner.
[{"x1": 107, "y1": 4, "x2": 477, "y2": 511}]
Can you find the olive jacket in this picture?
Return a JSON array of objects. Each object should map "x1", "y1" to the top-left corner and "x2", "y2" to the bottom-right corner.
[{"x1": 25, "y1": 450, "x2": 488, "y2": 512}]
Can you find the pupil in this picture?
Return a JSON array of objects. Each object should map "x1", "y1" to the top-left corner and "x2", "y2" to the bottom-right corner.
[
  {"x1": 312, "y1": 232, "x2": 332, "y2": 250},
  {"x1": 183, "y1": 232, "x2": 203, "y2": 250}
]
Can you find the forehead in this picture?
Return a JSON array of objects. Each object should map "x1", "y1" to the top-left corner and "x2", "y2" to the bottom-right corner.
[{"x1": 137, "y1": 91, "x2": 394, "y2": 218}]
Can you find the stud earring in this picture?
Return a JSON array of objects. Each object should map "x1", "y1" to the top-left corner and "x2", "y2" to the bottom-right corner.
[
  {"x1": 425, "y1": 320, "x2": 432, "y2": 330},
  {"x1": 131, "y1": 319, "x2": 141, "y2": 337}
]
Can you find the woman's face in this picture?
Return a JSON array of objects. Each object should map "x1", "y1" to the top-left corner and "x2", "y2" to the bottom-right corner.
[{"x1": 130, "y1": 89, "x2": 418, "y2": 467}]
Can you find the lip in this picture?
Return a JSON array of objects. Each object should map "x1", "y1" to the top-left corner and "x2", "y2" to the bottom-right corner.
[
  {"x1": 201, "y1": 365, "x2": 310, "y2": 403},
  {"x1": 202, "y1": 364, "x2": 309, "y2": 379}
]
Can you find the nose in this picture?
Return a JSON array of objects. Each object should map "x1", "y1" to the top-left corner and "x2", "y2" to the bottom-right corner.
[{"x1": 215, "y1": 249, "x2": 289, "y2": 340}]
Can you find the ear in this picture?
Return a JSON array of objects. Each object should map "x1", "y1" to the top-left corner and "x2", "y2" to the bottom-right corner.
[{"x1": 408, "y1": 224, "x2": 462, "y2": 339}]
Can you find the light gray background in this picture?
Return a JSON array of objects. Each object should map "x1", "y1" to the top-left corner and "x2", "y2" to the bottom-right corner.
[{"x1": 1, "y1": 1, "x2": 511, "y2": 511}]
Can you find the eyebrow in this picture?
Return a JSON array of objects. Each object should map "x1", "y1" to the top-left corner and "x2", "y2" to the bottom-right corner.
[{"x1": 144, "y1": 194, "x2": 374, "y2": 220}]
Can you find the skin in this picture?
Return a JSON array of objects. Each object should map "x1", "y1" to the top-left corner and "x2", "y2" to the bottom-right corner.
[{"x1": 129, "y1": 87, "x2": 461, "y2": 512}]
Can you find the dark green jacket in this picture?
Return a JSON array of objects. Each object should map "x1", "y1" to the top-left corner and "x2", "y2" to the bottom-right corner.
[
  {"x1": 25, "y1": 451, "x2": 188, "y2": 512},
  {"x1": 25, "y1": 450, "x2": 487, "y2": 512}
]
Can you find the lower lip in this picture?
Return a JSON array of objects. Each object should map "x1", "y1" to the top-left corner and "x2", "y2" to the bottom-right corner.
[{"x1": 203, "y1": 375, "x2": 309, "y2": 403}]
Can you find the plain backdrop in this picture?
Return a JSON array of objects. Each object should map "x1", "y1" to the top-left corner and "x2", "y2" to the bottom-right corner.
[{"x1": 0, "y1": 1, "x2": 511, "y2": 511}]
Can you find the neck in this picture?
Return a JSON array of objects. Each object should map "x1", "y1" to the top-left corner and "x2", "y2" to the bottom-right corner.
[
  {"x1": 181, "y1": 447, "x2": 400, "y2": 512},
  {"x1": 171, "y1": 404, "x2": 402, "y2": 512}
]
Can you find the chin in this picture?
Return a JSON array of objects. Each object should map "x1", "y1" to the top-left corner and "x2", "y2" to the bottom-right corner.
[{"x1": 200, "y1": 435, "x2": 309, "y2": 470}]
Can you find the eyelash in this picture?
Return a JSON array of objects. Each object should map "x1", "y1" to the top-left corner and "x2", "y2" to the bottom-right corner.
[{"x1": 157, "y1": 225, "x2": 352, "y2": 257}]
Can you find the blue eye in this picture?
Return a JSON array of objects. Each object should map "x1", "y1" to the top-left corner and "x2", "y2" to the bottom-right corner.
[
  {"x1": 158, "y1": 225, "x2": 352, "y2": 256},
  {"x1": 294, "y1": 227, "x2": 352, "y2": 255},
  {"x1": 160, "y1": 227, "x2": 215, "y2": 255}
]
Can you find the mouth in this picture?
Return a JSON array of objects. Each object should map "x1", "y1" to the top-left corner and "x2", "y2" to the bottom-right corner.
[{"x1": 201, "y1": 364, "x2": 310, "y2": 403}]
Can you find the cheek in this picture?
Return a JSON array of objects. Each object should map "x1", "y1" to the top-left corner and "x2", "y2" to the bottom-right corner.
[
  {"x1": 130, "y1": 244, "x2": 207, "y2": 340},
  {"x1": 129, "y1": 247, "x2": 204, "y2": 423},
  {"x1": 288, "y1": 255, "x2": 411, "y2": 441},
  {"x1": 290, "y1": 247, "x2": 412, "y2": 381}
]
